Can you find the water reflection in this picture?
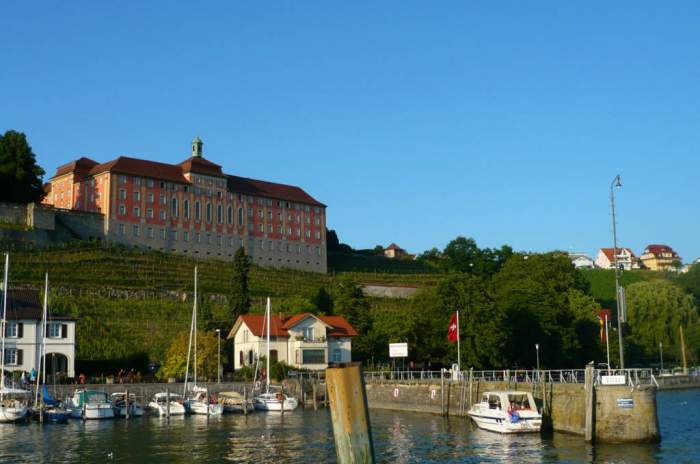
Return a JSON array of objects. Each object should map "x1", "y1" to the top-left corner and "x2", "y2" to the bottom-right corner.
[{"x1": 0, "y1": 390, "x2": 694, "y2": 463}]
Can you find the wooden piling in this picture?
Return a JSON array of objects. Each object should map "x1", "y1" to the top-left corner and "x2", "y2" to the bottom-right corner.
[
  {"x1": 440, "y1": 369, "x2": 445, "y2": 416},
  {"x1": 326, "y1": 362, "x2": 375, "y2": 464},
  {"x1": 313, "y1": 383, "x2": 318, "y2": 411},
  {"x1": 584, "y1": 364, "x2": 595, "y2": 443},
  {"x1": 243, "y1": 388, "x2": 248, "y2": 416},
  {"x1": 125, "y1": 388, "x2": 130, "y2": 419}
]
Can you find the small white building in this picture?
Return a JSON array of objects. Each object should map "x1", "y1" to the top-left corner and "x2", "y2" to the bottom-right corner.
[
  {"x1": 3, "y1": 290, "x2": 77, "y2": 378},
  {"x1": 569, "y1": 253, "x2": 595, "y2": 269},
  {"x1": 595, "y1": 248, "x2": 640, "y2": 271},
  {"x1": 228, "y1": 312, "x2": 357, "y2": 371}
]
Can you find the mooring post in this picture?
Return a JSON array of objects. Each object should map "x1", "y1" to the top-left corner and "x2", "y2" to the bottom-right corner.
[
  {"x1": 584, "y1": 364, "x2": 595, "y2": 443},
  {"x1": 326, "y1": 362, "x2": 375, "y2": 464},
  {"x1": 446, "y1": 379, "x2": 451, "y2": 417},
  {"x1": 243, "y1": 388, "x2": 248, "y2": 416},
  {"x1": 440, "y1": 369, "x2": 446, "y2": 416},
  {"x1": 166, "y1": 388, "x2": 170, "y2": 418},
  {"x1": 313, "y1": 383, "x2": 318, "y2": 411},
  {"x1": 125, "y1": 388, "x2": 130, "y2": 419},
  {"x1": 468, "y1": 368, "x2": 473, "y2": 407}
]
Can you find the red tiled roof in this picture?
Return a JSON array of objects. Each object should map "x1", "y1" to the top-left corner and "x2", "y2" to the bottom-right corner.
[
  {"x1": 226, "y1": 175, "x2": 325, "y2": 207},
  {"x1": 599, "y1": 247, "x2": 636, "y2": 262},
  {"x1": 52, "y1": 157, "x2": 99, "y2": 179},
  {"x1": 236, "y1": 313, "x2": 356, "y2": 338},
  {"x1": 178, "y1": 156, "x2": 225, "y2": 177},
  {"x1": 643, "y1": 244, "x2": 678, "y2": 257},
  {"x1": 90, "y1": 157, "x2": 189, "y2": 184},
  {"x1": 386, "y1": 243, "x2": 404, "y2": 251}
]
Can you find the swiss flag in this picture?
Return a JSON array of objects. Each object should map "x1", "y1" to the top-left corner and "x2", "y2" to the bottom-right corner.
[{"x1": 447, "y1": 312, "x2": 459, "y2": 343}]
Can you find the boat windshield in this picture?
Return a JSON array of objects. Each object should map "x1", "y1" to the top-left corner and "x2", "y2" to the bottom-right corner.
[
  {"x1": 508, "y1": 394, "x2": 532, "y2": 410},
  {"x1": 488, "y1": 395, "x2": 501, "y2": 410},
  {"x1": 86, "y1": 391, "x2": 108, "y2": 403}
]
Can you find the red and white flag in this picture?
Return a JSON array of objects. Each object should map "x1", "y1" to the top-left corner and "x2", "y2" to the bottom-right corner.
[{"x1": 447, "y1": 312, "x2": 459, "y2": 343}]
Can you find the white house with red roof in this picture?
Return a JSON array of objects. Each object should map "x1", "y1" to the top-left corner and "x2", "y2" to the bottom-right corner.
[
  {"x1": 595, "y1": 247, "x2": 640, "y2": 270},
  {"x1": 227, "y1": 312, "x2": 357, "y2": 371}
]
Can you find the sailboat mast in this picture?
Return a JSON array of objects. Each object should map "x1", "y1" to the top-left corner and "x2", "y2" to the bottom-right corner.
[
  {"x1": 183, "y1": 294, "x2": 195, "y2": 396},
  {"x1": 1, "y1": 253, "x2": 9, "y2": 399},
  {"x1": 194, "y1": 266, "x2": 198, "y2": 386},
  {"x1": 35, "y1": 273, "x2": 48, "y2": 406},
  {"x1": 266, "y1": 297, "x2": 270, "y2": 393}
]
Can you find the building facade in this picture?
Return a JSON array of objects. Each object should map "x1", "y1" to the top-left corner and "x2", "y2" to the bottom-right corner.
[
  {"x1": 639, "y1": 244, "x2": 681, "y2": 271},
  {"x1": 569, "y1": 252, "x2": 595, "y2": 269},
  {"x1": 43, "y1": 138, "x2": 328, "y2": 273},
  {"x1": 595, "y1": 247, "x2": 640, "y2": 270},
  {"x1": 2, "y1": 290, "x2": 76, "y2": 379},
  {"x1": 228, "y1": 313, "x2": 356, "y2": 371}
]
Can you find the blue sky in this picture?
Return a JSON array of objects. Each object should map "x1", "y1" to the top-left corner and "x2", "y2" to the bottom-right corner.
[{"x1": 2, "y1": 2, "x2": 699, "y2": 261}]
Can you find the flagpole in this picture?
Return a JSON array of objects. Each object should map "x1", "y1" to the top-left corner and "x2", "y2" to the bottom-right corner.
[
  {"x1": 456, "y1": 310, "x2": 461, "y2": 378},
  {"x1": 605, "y1": 314, "x2": 610, "y2": 374}
]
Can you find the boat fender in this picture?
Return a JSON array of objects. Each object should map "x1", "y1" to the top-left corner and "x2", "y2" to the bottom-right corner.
[{"x1": 255, "y1": 381, "x2": 261, "y2": 390}]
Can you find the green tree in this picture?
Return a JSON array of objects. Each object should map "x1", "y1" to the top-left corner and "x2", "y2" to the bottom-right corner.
[
  {"x1": 333, "y1": 278, "x2": 375, "y2": 362},
  {"x1": 676, "y1": 264, "x2": 700, "y2": 308},
  {"x1": 625, "y1": 280, "x2": 698, "y2": 363},
  {"x1": 230, "y1": 248, "x2": 251, "y2": 319},
  {"x1": 0, "y1": 130, "x2": 45, "y2": 203},
  {"x1": 276, "y1": 295, "x2": 315, "y2": 315},
  {"x1": 310, "y1": 286, "x2": 333, "y2": 315},
  {"x1": 158, "y1": 330, "x2": 223, "y2": 381}
]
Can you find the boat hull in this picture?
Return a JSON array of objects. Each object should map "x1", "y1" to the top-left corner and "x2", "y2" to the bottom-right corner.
[
  {"x1": 467, "y1": 411, "x2": 542, "y2": 433},
  {"x1": 0, "y1": 405, "x2": 28, "y2": 423},
  {"x1": 69, "y1": 404, "x2": 115, "y2": 420},
  {"x1": 148, "y1": 401, "x2": 186, "y2": 416},
  {"x1": 254, "y1": 396, "x2": 298, "y2": 412},
  {"x1": 186, "y1": 400, "x2": 223, "y2": 415}
]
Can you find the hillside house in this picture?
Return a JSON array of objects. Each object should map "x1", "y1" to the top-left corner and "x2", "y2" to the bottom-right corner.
[
  {"x1": 228, "y1": 313, "x2": 357, "y2": 371},
  {"x1": 384, "y1": 243, "x2": 407, "y2": 259},
  {"x1": 639, "y1": 244, "x2": 682, "y2": 271},
  {"x1": 595, "y1": 247, "x2": 640, "y2": 271},
  {"x1": 569, "y1": 253, "x2": 595, "y2": 269}
]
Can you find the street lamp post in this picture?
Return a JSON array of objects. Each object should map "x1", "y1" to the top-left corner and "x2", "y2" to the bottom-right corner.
[
  {"x1": 610, "y1": 174, "x2": 625, "y2": 369},
  {"x1": 535, "y1": 343, "x2": 540, "y2": 371},
  {"x1": 659, "y1": 341, "x2": 664, "y2": 371},
  {"x1": 215, "y1": 329, "x2": 221, "y2": 384}
]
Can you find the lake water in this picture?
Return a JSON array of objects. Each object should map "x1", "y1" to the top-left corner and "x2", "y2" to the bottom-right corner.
[{"x1": 0, "y1": 389, "x2": 697, "y2": 463}]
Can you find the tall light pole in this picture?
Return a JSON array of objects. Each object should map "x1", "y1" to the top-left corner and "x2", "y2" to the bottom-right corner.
[
  {"x1": 215, "y1": 329, "x2": 221, "y2": 384},
  {"x1": 535, "y1": 343, "x2": 540, "y2": 371},
  {"x1": 610, "y1": 174, "x2": 625, "y2": 369},
  {"x1": 659, "y1": 341, "x2": 664, "y2": 371}
]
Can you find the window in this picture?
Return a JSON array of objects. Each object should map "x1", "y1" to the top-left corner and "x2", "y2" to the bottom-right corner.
[
  {"x1": 316, "y1": 246, "x2": 321, "y2": 256},
  {"x1": 315, "y1": 231, "x2": 321, "y2": 240},
  {"x1": 243, "y1": 329, "x2": 249, "y2": 343},
  {"x1": 146, "y1": 179, "x2": 154, "y2": 188},
  {"x1": 247, "y1": 208, "x2": 253, "y2": 218},
  {"x1": 277, "y1": 212, "x2": 282, "y2": 221},
  {"x1": 169, "y1": 229, "x2": 177, "y2": 241},
  {"x1": 159, "y1": 194, "x2": 166, "y2": 205},
  {"x1": 332, "y1": 349, "x2": 341, "y2": 363},
  {"x1": 134, "y1": 177, "x2": 141, "y2": 186},
  {"x1": 227, "y1": 206, "x2": 233, "y2": 224},
  {"x1": 258, "y1": 209, "x2": 263, "y2": 219},
  {"x1": 268, "y1": 211, "x2": 273, "y2": 220},
  {"x1": 270, "y1": 349, "x2": 278, "y2": 363},
  {"x1": 147, "y1": 208, "x2": 153, "y2": 218},
  {"x1": 303, "y1": 327, "x2": 314, "y2": 340},
  {"x1": 48, "y1": 323, "x2": 62, "y2": 338},
  {"x1": 217, "y1": 235, "x2": 222, "y2": 246},
  {"x1": 171, "y1": 197, "x2": 178, "y2": 218},
  {"x1": 217, "y1": 204, "x2": 223, "y2": 223},
  {"x1": 118, "y1": 204, "x2": 126, "y2": 215},
  {"x1": 297, "y1": 245, "x2": 301, "y2": 254},
  {"x1": 268, "y1": 224, "x2": 273, "y2": 233},
  {"x1": 160, "y1": 229, "x2": 166, "y2": 240},
  {"x1": 248, "y1": 223, "x2": 253, "y2": 232},
  {"x1": 147, "y1": 192, "x2": 154, "y2": 204},
  {"x1": 133, "y1": 191, "x2": 140, "y2": 201},
  {"x1": 133, "y1": 206, "x2": 140, "y2": 217},
  {"x1": 237, "y1": 208, "x2": 243, "y2": 225},
  {"x1": 5, "y1": 322, "x2": 17, "y2": 338},
  {"x1": 206, "y1": 202, "x2": 212, "y2": 223},
  {"x1": 120, "y1": 175, "x2": 127, "y2": 184},
  {"x1": 159, "y1": 210, "x2": 166, "y2": 220},
  {"x1": 133, "y1": 225, "x2": 140, "y2": 237},
  {"x1": 239, "y1": 351, "x2": 244, "y2": 366},
  {"x1": 315, "y1": 217, "x2": 321, "y2": 225},
  {"x1": 306, "y1": 230, "x2": 311, "y2": 239},
  {"x1": 259, "y1": 240, "x2": 263, "y2": 250},
  {"x1": 119, "y1": 189, "x2": 126, "y2": 200},
  {"x1": 206, "y1": 234, "x2": 212, "y2": 244},
  {"x1": 258, "y1": 224, "x2": 264, "y2": 233},
  {"x1": 314, "y1": 207, "x2": 320, "y2": 214},
  {"x1": 119, "y1": 224, "x2": 125, "y2": 235},
  {"x1": 195, "y1": 233, "x2": 201, "y2": 243},
  {"x1": 296, "y1": 215, "x2": 300, "y2": 223},
  {"x1": 305, "y1": 216, "x2": 310, "y2": 225},
  {"x1": 286, "y1": 243, "x2": 292, "y2": 253},
  {"x1": 183, "y1": 231, "x2": 189, "y2": 242},
  {"x1": 195, "y1": 201, "x2": 201, "y2": 222},
  {"x1": 302, "y1": 349, "x2": 325, "y2": 364},
  {"x1": 147, "y1": 227, "x2": 154, "y2": 238},
  {"x1": 296, "y1": 228, "x2": 300, "y2": 236},
  {"x1": 257, "y1": 198, "x2": 263, "y2": 205},
  {"x1": 268, "y1": 241, "x2": 273, "y2": 251},
  {"x1": 4, "y1": 348, "x2": 18, "y2": 366},
  {"x1": 184, "y1": 200, "x2": 190, "y2": 219}
]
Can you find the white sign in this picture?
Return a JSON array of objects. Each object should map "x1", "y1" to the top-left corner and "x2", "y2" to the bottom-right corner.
[
  {"x1": 389, "y1": 343, "x2": 408, "y2": 358},
  {"x1": 393, "y1": 388, "x2": 400, "y2": 398},
  {"x1": 617, "y1": 398, "x2": 634, "y2": 408},
  {"x1": 601, "y1": 375, "x2": 626, "y2": 386}
]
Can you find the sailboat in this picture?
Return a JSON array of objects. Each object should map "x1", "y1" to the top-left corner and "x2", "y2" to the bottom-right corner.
[
  {"x1": 253, "y1": 298, "x2": 298, "y2": 412},
  {"x1": 32, "y1": 273, "x2": 68, "y2": 423},
  {"x1": 183, "y1": 266, "x2": 223, "y2": 416},
  {"x1": 0, "y1": 253, "x2": 29, "y2": 423}
]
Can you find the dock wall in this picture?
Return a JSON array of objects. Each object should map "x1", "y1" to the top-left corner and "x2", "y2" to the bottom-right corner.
[{"x1": 364, "y1": 378, "x2": 659, "y2": 443}]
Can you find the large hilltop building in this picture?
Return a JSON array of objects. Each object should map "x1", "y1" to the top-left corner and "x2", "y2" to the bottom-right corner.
[{"x1": 42, "y1": 138, "x2": 327, "y2": 273}]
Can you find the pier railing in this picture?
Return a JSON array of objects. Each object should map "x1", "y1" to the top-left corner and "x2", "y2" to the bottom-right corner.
[{"x1": 362, "y1": 368, "x2": 659, "y2": 386}]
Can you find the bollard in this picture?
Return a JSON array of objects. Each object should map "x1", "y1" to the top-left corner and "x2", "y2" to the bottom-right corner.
[
  {"x1": 125, "y1": 389, "x2": 130, "y2": 420},
  {"x1": 584, "y1": 364, "x2": 595, "y2": 443},
  {"x1": 326, "y1": 362, "x2": 375, "y2": 464}
]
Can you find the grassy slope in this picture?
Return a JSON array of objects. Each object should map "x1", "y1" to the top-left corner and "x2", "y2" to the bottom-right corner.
[{"x1": 580, "y1": 268, "x2": 665, "y2": 308}]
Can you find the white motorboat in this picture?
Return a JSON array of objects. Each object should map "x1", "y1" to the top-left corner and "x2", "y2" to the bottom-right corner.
[
  {"x1": 65, "y1": 389, "x2": 115, "y2": 420},
  {"x1": 184, "y1": 386, "x2": 223, "y2": 415},
  {"x1": 219, "y1": 391, "x2": 253, "y2": 414},
  {"x1": 111, "y1": 392, "x2": 144, "y2": 417},
  {"x1": 0, "y1": 255, "x2": 28, "y2": 423},
  {"x1": 148, "y1": 392, "x2": 186, "y2": 416},
  {"x1": 467, "y1": 391, "x2": 542, "y2": 433},
  {"x1": 254, "y1": 298, "x2": 299, "y2": 412}
]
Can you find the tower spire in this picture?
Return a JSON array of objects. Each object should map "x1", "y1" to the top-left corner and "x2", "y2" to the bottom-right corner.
[{"x1": 191, "y1": 136, "x2": 203, "y2": 157}]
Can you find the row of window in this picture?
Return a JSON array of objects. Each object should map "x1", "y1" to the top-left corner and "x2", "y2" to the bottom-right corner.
[
  {"x1": 4, "y1": 322, "x2": 66, "y2": 339},
  {"x1": 237, "y1": 348, "x2": 341, "y2": 366},
  {"x1": 117, "y1": 224, "x2": 323, "y2": 255}
]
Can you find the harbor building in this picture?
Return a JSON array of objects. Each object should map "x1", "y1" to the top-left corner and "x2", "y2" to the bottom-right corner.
[
  {"x1": 42, "y1": 137, "x2": 327, "y2": 273},
  {"x1": 2, "y1": 290, "x2": 76, "y2": 378},
  {"x1": 228, "y1": 313, "x2": 357, "y2": 371}
]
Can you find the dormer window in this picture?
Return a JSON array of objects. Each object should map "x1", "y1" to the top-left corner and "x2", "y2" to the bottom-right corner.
[{"x1": 303, "y1": 327, "x2": 314, "y2": 340}]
